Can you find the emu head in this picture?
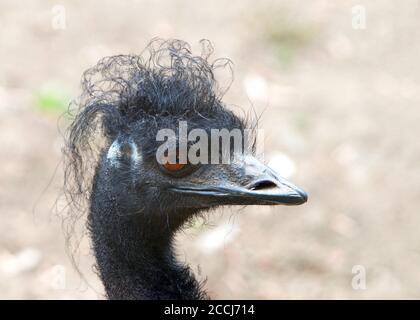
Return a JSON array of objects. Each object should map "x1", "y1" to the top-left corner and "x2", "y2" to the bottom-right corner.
[{"x1": 66, "y1": 39, "x2": 307, "y2": 227}]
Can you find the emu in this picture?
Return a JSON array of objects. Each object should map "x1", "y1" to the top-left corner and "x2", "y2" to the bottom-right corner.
[{"x1": 63, "y1": 39, "x2": 307, "y2": 300}]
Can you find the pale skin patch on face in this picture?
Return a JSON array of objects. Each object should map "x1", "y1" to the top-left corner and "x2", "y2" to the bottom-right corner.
[
  {"x1": 107, "y1": 137, "x2": 141, "y2": 167},
  {"x1": 107, "y1": 139, "x2": 121, "y2": 167}
]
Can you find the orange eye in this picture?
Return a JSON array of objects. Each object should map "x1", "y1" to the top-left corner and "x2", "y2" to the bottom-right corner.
[
  {"x1": 161, "y1": 152, "x2": 188, "y2": 172},
  {"x1": 163, "y1": 161, "x2": 187, "y2": 172},
  {"x1": 159, "y1": 149, "x2": 195, "y2": 176}
]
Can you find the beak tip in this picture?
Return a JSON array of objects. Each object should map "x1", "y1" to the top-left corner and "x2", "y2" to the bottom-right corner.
[
  {"x1": 292, "y1": 186, "x2": 308, "y2": 205},
  {"x1": 299, "y1": 189, "x2": 308, "y2": 203}
]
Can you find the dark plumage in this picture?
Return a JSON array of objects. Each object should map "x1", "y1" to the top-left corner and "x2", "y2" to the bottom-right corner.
[{"x1": 63, "y1": 39, "x2": 307, "y2": 300}]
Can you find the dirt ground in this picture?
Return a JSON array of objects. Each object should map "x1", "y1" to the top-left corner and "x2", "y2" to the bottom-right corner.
[{"x1": 1, "y1": 0, "x2": 420, "y2": 299}]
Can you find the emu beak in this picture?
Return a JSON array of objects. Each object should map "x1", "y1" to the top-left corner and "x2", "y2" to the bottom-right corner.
[{"x1": 170, "y1": 156, "x2": 307, "y2": 206}]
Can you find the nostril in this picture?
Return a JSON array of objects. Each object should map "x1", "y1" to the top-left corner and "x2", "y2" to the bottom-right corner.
[{"x1": 247, "y1": 179, "x2": 277, "y2": 191}]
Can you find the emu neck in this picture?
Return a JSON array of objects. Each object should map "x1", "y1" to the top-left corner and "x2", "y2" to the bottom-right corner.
[{"x1": 88, "y1": 169, "x2": 205, "y2": 300}]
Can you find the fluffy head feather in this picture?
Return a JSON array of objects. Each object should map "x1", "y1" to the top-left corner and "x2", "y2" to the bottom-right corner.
[{"x1": 63, "y1": 39, "x2": 251, "y2": 252}]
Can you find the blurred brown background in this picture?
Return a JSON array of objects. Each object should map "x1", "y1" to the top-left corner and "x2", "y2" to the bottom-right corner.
[{"x1": 1, "y1": 0, "x2": 419, "y2": 299}]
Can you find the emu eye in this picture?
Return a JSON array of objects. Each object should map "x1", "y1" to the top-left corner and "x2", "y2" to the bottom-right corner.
[
  {"x1": 159, "y1": 150, "x2": 194, "y2": 176},
  {"x1": 162, "y1": 161, "x2": 187, "y2": 172}
]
